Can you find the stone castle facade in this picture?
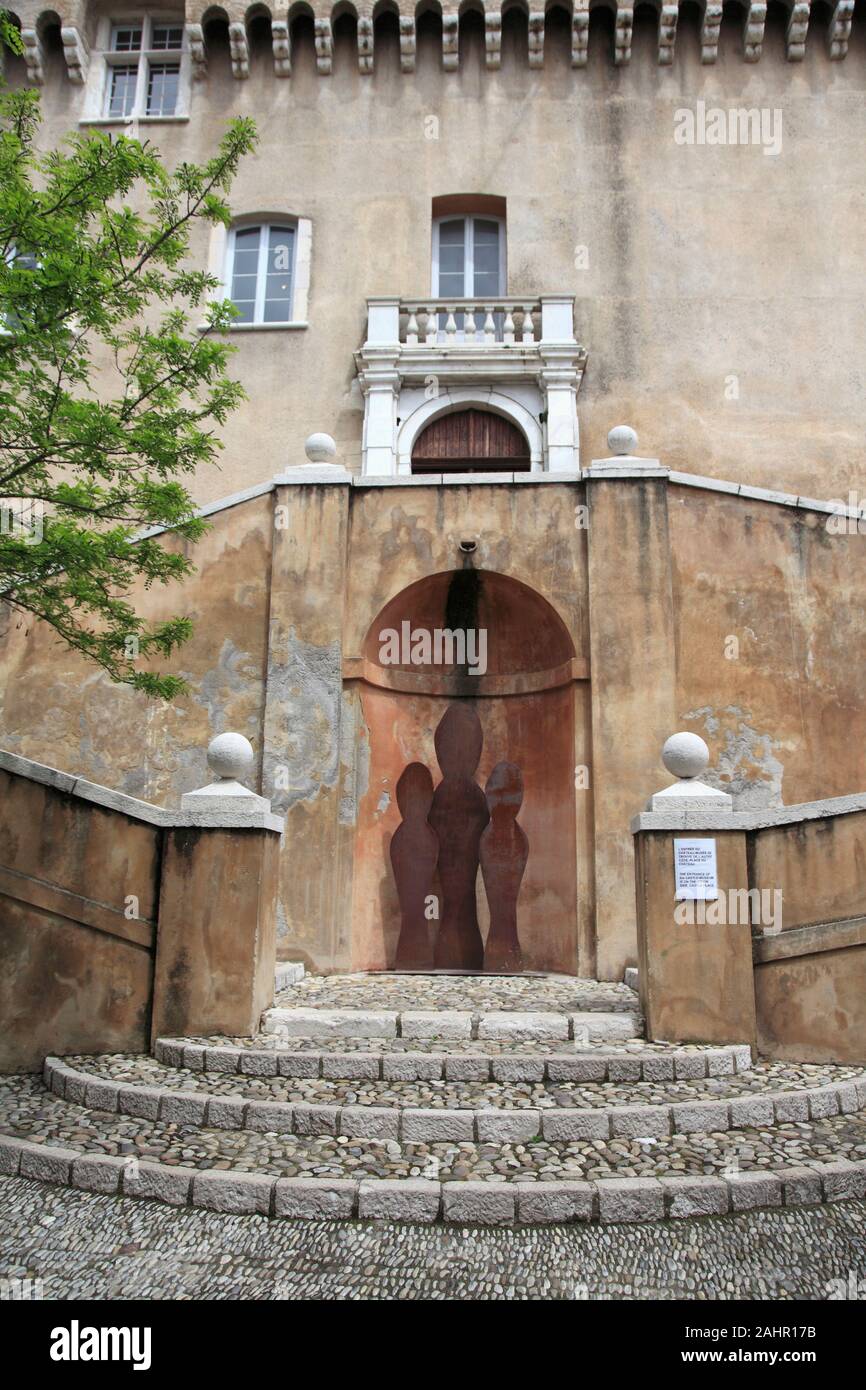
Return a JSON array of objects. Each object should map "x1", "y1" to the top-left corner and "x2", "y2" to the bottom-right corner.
[{"x1": 1, "y1": 3, "x2": 866, "y2": 993}]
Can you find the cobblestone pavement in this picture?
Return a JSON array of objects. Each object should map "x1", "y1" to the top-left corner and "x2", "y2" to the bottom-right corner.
[
  {"x1": 274, "y1": 973, "x2": 638, "y2": 1013},
  {"x1": 1, "y1": 1175, "x2": 863, "y2": 1300},
  {"x1": 4, "y1": 1076, "x2": 866, "y2": 1181}
]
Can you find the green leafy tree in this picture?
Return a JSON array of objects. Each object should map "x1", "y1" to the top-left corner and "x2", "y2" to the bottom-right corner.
[
  {"x1": 0, "y1": 13, "x2": 22, "y2": 55},
  {"x1": 0, "y1": 80, "x2": 256, "y2": 697}
]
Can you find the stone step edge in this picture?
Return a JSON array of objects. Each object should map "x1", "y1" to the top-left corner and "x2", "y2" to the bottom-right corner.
[
  {"x1": 260, "y1": 1008, "x2": 643, "y2": 1042},
  {"x1": 274, "y1": 963, "x2": 305, "y2": 992},
  {"x1": 153, "y1": 1038, "x2": 755, "y2": 1083},
  {"x1": 2, "y1": 1132, "x2": 865, "y2": 1226},
  {"x1": 43, "y1": 1058, "x2": 866, "y2": 1144}
]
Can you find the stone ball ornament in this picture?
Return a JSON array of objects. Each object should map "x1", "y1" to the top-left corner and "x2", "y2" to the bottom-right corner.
[
  {"x1": 304, "y1": 432, "x2": 338, "y2": 464},
  {"x1": 607, "y1": 424, "x2": 638, "y2": 456},
  {"x1": 206, "y1": 732, "x2": 255, "y2": 783},
  {"x1": 662, "y1": 731, "x2": 710, "y2": 781}
]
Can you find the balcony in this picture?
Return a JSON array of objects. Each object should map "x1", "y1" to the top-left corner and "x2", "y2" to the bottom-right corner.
[
  {"x1": 354, "y1": 295, "x2": 588, "y2": 477},
  {"x1": 401, "y1": 298, "x2": 542, "y2": 347}
]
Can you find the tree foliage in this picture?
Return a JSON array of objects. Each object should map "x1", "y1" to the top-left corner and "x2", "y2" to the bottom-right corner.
[{"x1": 0, "y1": 84, "x2": 256, "y2": 696}]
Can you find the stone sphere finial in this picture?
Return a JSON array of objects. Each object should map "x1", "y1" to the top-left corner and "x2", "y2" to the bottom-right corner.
[
  {"x1": 207, "y1": 732, "x2": 255, "y2": 783},
  {"x1": 304, "y1": 432, "x2": 337, "y2": 464},
  {"x1": 662, "y1": 732, "x2": 710, "y2": 781},
  {"x1": 607, "y1": 424, "x2": 638, "y2": 456}
]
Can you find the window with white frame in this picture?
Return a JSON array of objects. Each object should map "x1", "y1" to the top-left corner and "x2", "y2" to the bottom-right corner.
[
  {"x1": 432, "y1": 216, "x2": 506, "y2": 299},
  {"x1": 103, "y1": 18, "x2": 184, "y2": 119},
  {"x1": 225, "y1": 224, "x2": 297, "y2": 326},
  {"x1": 1, "y1": 247, "x2": 39, "y2": 333}
]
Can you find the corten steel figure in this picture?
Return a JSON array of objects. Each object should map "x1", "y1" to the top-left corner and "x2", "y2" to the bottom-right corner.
[
  {"x1": 480, "y1": 761, "x2": 528, "y2": 973},
  {"x1": 390, "y1": 762, "x2": 438, "y2": 970},
  {"x1": 429, "y1": 704, "x2": 490, "y2": 970}
]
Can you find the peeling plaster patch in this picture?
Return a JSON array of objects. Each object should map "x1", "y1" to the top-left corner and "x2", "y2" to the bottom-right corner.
[
  {"x1": 381, "y1": 507, "x2": 434, "y2": 568},
  {"x1": 193, "y1": 638, "x2": 259, "y2": 739},
  {"x1": 376, "y1": 789, "x2": 391, "y2": 816},
  {"x1": 684, "y1": 705, "x2": 785, "y2": 809},
  {"x1": 275, "y1": 897, "x2": 289, "y2": 944},
  {"x1": 264, "y1": 628, "x2": 342, "y2": 814},
  {"x1": 338, "y1": 688, "x2": 370, "y2": 826}
]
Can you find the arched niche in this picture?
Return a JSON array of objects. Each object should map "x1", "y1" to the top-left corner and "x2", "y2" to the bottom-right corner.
[{"x1": 348, "y1": 568, "x2": 586, "y2": 975}]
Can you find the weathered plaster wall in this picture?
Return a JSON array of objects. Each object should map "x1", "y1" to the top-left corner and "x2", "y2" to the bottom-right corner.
[
  {"x1": 6, "y1": 13, "x2": 866, "y2": 501},
  {"x1": 670, "y1": 485, "x2": 866, "y2": 810},
  {"x1": 755, "y1": 946, "x2": 866, "y2": 1066},
  {"x1": 0, "y1": 495, "x2": 273, "y2": 805},
  {"x1": 0, "y1": 770, "x2": 158, "y2": 1071},
  {"x1": 749, "y1": 811, "x2": 866, "y2": 935},
  {"x1": 152, "y1": 823, "x2": 280, "y2": 1041},
  {"x1": 635, "y1": 828, "x2": 757, "y2": 1048},
  {"x1": 587, "y1": 475, "x2": 677, "y2": 978}
]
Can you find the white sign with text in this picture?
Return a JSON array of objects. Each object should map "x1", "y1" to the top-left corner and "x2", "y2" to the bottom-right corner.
[{"x1": 674, "y1": 838, "x2": 718, "y2": 901}]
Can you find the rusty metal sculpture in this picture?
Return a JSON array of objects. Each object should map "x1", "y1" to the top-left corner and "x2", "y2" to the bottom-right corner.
[
  {"x1": 390, "y1": 705, "x2": 529, "y2": 972},
  {"x1": 480, "y1": 761, "x2": 528, "y2": 972},
  {"x1": 429, "y1": 704, "x2": 489, "y2": 970},
  {"x1": 390, "y1": 762, "x2": 438, "y2": 970}
]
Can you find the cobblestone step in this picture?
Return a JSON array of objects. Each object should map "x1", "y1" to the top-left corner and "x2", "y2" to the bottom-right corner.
[
  {"x1": 42, "y1": 1056, "x2": 866, "y2": 1143},
  {"x1": 168, "y1": 1033, "x2": 707, "y2": 1056},
  {"x1": 2, "y1": 1075, "x2": 866, "y2": 1225},
  {"x1": 260, "y1": 1007, "x2": 643, "y2": 1042},
  {"x1": 154, "y1": 1037, "x2": 755, "y2": 1079},
  {"x1": 271, "y1": 973, "x2": 638, "y2": 1015}
]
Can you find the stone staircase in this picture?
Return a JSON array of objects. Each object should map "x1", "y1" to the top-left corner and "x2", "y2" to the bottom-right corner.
[{"x1": 2, "y1": 973, "x2": 865, "y2": 1226}]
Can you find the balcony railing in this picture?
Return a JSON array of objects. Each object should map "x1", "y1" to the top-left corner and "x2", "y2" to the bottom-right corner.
[
  {"x1": 400, "y1": 298, "x2": 541, "y2": 346},
  {"x1": 360, "y1": 295, "x2": 577, "y2": 356}
]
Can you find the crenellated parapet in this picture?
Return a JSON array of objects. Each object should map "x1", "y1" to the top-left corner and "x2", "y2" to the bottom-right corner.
[{"x1": 4, "y1": 0, "x2": 863, "y2": 84}]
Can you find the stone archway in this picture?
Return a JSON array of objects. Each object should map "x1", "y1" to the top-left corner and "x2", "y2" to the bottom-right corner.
[
  {"x1": 395, "y1": 388, "x2": 545, "y2": 472},
  {"x1": 349, "y1": 568, "x2": 584, "y2": 973}
]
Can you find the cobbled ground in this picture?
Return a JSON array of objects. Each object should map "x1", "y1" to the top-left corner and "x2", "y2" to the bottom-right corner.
[{"x1": 0, "y1": 1175, "x2": 863, "y2": 1300}]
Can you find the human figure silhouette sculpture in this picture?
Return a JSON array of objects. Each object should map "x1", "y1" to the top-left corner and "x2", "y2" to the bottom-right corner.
[
  {"x1": 480, "y1": 761, "x2": 528, "y2": 973},
  {"x1": 429, "y1": 704, "x2": 489, "y2": 970},
  {"x1": 390, "y1": 763, "x2": 438, "y2": 971}
]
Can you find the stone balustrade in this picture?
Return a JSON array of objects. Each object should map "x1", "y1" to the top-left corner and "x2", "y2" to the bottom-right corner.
[{"x1": 400, "y1": 298, "x2": 541, "y2": 348}]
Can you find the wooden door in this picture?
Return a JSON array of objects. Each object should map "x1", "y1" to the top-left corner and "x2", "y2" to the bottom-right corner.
[{"x1": 412, "y1": 409, "x2": 531, "y2": 473}]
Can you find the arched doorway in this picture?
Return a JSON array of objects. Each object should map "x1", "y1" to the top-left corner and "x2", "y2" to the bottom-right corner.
[
  {"x1": 349, "y1": 569, "x2": 583, "y2": 973},
  {"x1": 411, "y1": 407, "x2": 531, "y2": 474}
]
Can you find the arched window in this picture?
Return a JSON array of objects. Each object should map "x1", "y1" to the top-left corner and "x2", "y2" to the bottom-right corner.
[
  {"x1": 225, "y1": 223, "x2": 297, "y2": 325},
  {"x1": 412, "y1": 408, "x2": 530, "y2": 474}
]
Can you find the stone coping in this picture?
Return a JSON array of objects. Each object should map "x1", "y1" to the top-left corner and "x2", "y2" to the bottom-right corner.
[
  {"x1": 155, "y1": 1037, "x2": 754, "y2": 1081},
  {"x1": 753, "y1": 916, "x2": 866, "y2": 964},
  {"x1": 0, "y1": 749, "x2": 284, "y2": 834},
  {"x1": 3, "y1": 1131, "x2": 865, "y2": 1227},
  {"x1": 43, "y1": 1058, "x2": 866, "y2": 1145},
  {"x1": 259, "y1": 1007, "x2": 642, "y2": 1042},
  {"x1": 630, "y1": 789, "x2": 866, "y2": 834},
  {"x1": 133, "y1": 466, "x2": 866, "y2": 538}
]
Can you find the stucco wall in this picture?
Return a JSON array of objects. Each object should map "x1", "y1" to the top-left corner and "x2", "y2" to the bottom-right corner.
[
  {"x1": 0, "y1": 769, "x2": 159, "y2": 1070},
  {"x1": 669, "y1": 484, "x2": 866, "y2": 810},
  {"x1": 5, "y1": 10, "x2": 866, "y2": 502},
  {"x1": 0, "y1": 494, "x2": 273, "y2": 804}
]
